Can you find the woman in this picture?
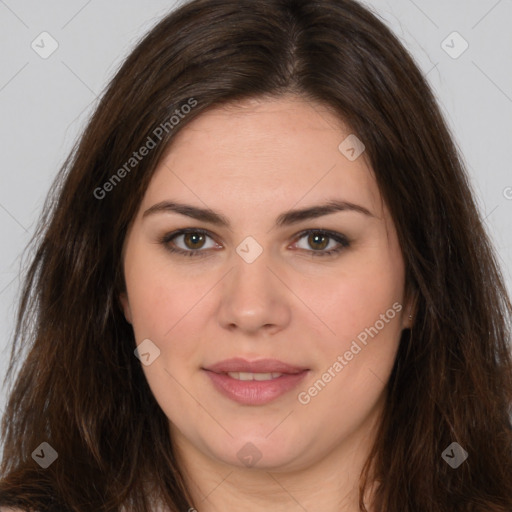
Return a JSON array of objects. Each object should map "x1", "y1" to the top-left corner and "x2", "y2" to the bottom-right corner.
[{"x1": 1, "y1": 0, "x2": 511, "y2": 511}]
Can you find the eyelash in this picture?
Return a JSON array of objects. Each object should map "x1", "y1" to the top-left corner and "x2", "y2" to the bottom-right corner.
[{"x1": 159, "y1": 228, "x2": 350, "y2": 258}]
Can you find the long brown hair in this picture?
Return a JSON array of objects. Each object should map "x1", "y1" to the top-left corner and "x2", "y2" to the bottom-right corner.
[{"x1": 1, "y1": 0, "x2": 511, "y2": 510}]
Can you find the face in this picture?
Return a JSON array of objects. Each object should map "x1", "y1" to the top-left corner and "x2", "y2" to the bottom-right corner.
[{"x1": 120, "y1": 95, "x2": 413, "y2": 474}]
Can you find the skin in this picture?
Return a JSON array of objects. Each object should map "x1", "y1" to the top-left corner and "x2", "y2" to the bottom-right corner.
[{"x1": 120, "y1": 95, "x2": 414, "y2": 512}]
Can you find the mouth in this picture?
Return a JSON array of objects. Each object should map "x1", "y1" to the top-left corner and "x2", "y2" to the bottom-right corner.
[
  {"x1": 221, "y1": 371, "x2": 287, "y2": 381},
  {"x1": 202, "y1": 358, "x2": 310, "y2": 405}
]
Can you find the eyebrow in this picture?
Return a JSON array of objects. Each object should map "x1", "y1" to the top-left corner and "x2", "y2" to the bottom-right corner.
[{"x1": 142, "y1": 198, "x2": 375, "y2": 228}]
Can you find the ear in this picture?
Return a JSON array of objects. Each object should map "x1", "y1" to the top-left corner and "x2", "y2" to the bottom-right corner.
[{"x1": 119, "y1": 292, "x2": 133, "y2": 324}]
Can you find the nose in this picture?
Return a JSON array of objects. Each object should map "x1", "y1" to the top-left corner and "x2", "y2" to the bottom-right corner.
[{"x1": 216, "y1": 249, "x2": 292, "y2": 336}]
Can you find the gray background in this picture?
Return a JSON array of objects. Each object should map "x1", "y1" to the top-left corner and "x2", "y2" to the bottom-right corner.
[{"x1": 0, "y1": 0, "x2": 511, "y2": 422}]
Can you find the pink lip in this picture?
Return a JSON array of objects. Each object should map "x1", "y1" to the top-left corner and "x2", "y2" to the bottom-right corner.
[{"x1": 203, "y1": 358, "x2": 309, "y2": 405}]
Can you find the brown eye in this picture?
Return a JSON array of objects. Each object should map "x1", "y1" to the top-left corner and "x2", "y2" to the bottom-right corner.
[
  {"x1": 307, "y1": 232, "x2": 329, "y2": 251},
  {"x1": 160, "y1": 228, "x2": 219, "y2": 257},
  {"x1": 183, "y1": 232, "x2": 206, "y2": 250},
  {"x1": 293, "y1": 230, "x2": 350, "y2": 257}
]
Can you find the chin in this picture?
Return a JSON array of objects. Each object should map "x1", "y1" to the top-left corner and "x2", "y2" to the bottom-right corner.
[{"x1": 205, "y1": 432, "x2": 307, "y2": 471}]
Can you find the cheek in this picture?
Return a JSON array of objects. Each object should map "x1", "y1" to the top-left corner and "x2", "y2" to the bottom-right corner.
[
  {"x1": 300, "y1": 247, "x2": 404, "y2": 407},
  {"x1": 124, "y1": 249, "x2": 214, "y2": 383},
  {"x1": 124, "y1": 251, "x2": 208, "y2": 421},
  {"x1": 302, "y1": 243, "x2": 405, "y2": 348},
  {"x1": 123, "y1": 240, "x2": 199, "y2": 337}
]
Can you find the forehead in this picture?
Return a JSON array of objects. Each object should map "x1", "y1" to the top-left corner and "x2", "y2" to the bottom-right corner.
[{"x1": 141, "y1": 95, "x2": 383, "y2": 220}]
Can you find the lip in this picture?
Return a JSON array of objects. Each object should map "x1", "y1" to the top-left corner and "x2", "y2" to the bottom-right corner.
[
  {"x1": 203, "y1": 358, "x2": 309, "y2": 405},
  {"x1": 204, "y1": 357, "x2": 308, "y2": 374}
]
